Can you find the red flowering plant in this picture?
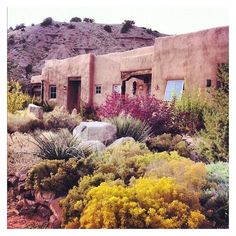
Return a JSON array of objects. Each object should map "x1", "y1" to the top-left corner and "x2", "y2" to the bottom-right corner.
[{"x1": 98, "y1": 93, "x2": 174, "y2": 135}]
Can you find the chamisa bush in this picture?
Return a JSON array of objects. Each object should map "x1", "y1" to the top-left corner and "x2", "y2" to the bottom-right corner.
[
  {"x1": 8, "y1": 110, "x2": 44, "y2": 133},
  {"x1": 200, "y1": 162, "x2": 229, "y2": 228},
  {"x1": 197, "y1": 63, "x2": 229, "y2": 162},
  {"x1": 43, "y1": 106, "x2": 81, "y2": 131},
  {"x1": 60, "y1": 173, "x2": 116, "y2": 227},
  {"x1": 90, "y1": 140, "x2": 151, "y2": 184},
  {"x1": 68, "y1": 178, "x2": 206, "y2": 228},
  {"x1": 26, "y1": 158, "x2": 93, "y2": 196},
  {"x1": 32, "y1": 129, "x2": 92, "y2": 161},
  {"x1": 144, "y1": 157, "x2": 207, "y2": 192},
  {"x1": 108, "y1": 115, "x2": 153, "y2": 142},
  {"x1": 8, "y1": 80, "x2": 31, "y2": 113},
  {"x1": 98, "y1": 94, "x2": 173, "y2": 135}
]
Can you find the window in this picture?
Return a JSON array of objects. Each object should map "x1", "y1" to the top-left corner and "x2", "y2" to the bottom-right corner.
[
  {"x1": 206, "y1": 79, "x2": 212, "y2": 87},
  {"x1": 164, "y1": 80, "x2": 184, "y2": 101},
  {"x1": 132, "y1": 81, "x2": 137, "y2": 95},
  {"x1": 95, "y1": 85, "x2": 102, "y2": 94},
  {"x1": 49, "y1": 85, "x2": 56, "y2": 99}
]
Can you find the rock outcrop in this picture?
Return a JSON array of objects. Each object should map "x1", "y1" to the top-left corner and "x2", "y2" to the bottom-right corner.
[{"x1": 7, "y1": 20, "x2": 167, "y2": 90}]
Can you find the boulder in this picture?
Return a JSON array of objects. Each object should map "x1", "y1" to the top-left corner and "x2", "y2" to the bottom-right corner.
[
  {"x1": 80, "y1": 140, "x2": 105, "y2": 152},
  {"x1": 73, "y1": 121, "x2": 117, "y2": 145},
  {"x1": 35, "y1": 191, "x2": 56, "y2": 206},
  {"x1": 7, "y1": 175, "x2": 18, "y2": 187},
  {"x1": 49, "y1": 197, "x2": 63, "y2": 223},
  {"x1": 16, "y1": 199, "x2": 38, "y2": 216},
  {"x1": 36, "y1": 205, "x2": 52, "y2": 219},
  {"x1": 107, "y1": 137, "x2": 135, "y2": 149},
  {"x1": 49, "y1": 214, "x2": 61, "y2": 229},
  {"x1": 28, "y1": 104, "x2": 43, "y2": 119}
]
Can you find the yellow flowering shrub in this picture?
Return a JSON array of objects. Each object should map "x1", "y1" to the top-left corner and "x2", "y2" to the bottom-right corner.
[
  {"x1": 8, "y1": 80, "x2": 31, "y2": 113},
  {"x1": 77, "y1": 178, "x2": 206, "y2": 229},
  {"x1": 60, "y1": 173, "x2": 116, "y2": 227}
]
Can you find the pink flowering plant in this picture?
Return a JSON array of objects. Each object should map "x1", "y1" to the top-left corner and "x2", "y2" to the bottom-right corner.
[{"x1": 98, "y1": 93, "x2": 173, "y2": 134}]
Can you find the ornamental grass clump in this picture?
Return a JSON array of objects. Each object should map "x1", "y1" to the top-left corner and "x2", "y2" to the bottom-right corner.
[
  {"x1": 108, "y1": 115, "x2": 153, "y2": 142},
  {"x1": 32, "y1": 129, "x2": 92, "y2": 161}
]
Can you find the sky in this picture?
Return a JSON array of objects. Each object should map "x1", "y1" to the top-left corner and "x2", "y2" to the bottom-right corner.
[{"x1": 7, "y1": 7, "x2": 228, "y2": 35}]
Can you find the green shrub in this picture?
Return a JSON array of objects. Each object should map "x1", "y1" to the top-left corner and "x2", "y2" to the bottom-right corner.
[
  {"x1": 200, "y1": 162, "x2": 229, "y2": 228},
  {"x1": 75, "y1": 178, "x2": 206, "y2": 228},
  {"x1": 40, "y1": 17, "x2": 53, "y2": 27},
  {"x1": 60, "y1": 173, "x2": 116, "y2": 226},
  {"x1": 121, "y1": 20, "x2": 135, "y2": 33},
  {"x1": 8, "y1": 80, "x2": 31, "y2": 113},
  {"x1": 32, "y1": 129, "x2": 92, "y2": 161},
  {"x1": 7, "y1": 110, "x2": 44, "y2": 133},
  {"x1": 14, "y1": 23, "x2": 25, "y2": 30},
  {"x1": 70, "y1": 17, "x2": 81, "y2": 22},
  {"x1": 83, "y1": 18, "x2": 94, "y2": 23},
  {"x1": 108, "y1": 115, "x2": 153, "y2": 142},
  {"x1": 43, "y1": 106, "x2": 81, "y2": 131},
  {"x1": 103, "y1": 25, "x2": 112, "y2": 33},
  {"x1": 41, "y1": 100, "x2": 55, "y2": 112},
  {"x1": 171, "y1": 90, "x2": 207, "y2": 134},
  {"x1": 146, "y1": 133, "x2": 194, "y2": 158},
  {"x1": 197, "y1": 63, "x2": 229, "y2": 162},
  {"x1": 91, "y1": 140, "x2": 151, "y2": 184},
  {"x1": 67, "y1": 24, "x2": 76, "y2": 29},
  {"x1": 146, "y1": 133, "x2": 182, "y2": 152},
  {"x1": 26, "y1": 158, "x2": 92, "y2": 196},
  {"x1": 79, "y1": 101, "x2": 99, "y2": 121}
]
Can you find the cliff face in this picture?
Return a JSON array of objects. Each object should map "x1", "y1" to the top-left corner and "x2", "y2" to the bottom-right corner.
[{"x1": 7, "y1": 20, "x2": 168, "y2": 89}]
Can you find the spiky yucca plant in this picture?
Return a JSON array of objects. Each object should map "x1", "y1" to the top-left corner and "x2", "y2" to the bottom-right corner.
[
  {"x1": 32, "y1": 129, "x2": 92, "y2": 160},
  {"x1": 108, "y1": 115, "x2": 153, "y2": 142}
]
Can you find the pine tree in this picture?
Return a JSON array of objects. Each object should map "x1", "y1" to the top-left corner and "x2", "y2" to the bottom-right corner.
[{"x1": 198, "y1": 63, "x2": 229, "y2": 162}]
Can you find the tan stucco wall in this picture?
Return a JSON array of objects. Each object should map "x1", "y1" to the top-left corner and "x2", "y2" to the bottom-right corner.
[
  {"x1": 152, "y1": 26, "x2": 229, "y2": 99},
  {"x1": 31, "y1": 26, "x2": 228, "y2": 110},
  {"x1": 41, "y1": 54, "x2": 93, "y2": 108}
]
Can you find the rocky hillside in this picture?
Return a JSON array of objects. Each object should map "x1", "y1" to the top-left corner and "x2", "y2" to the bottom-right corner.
[{"x1": 7, "y1": 18, "x2": 168, "y2": 89}]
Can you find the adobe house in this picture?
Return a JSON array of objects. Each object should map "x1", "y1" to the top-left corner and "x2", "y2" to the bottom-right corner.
[{"x1": 31, "y1": 26, "x2": 229, "y2": 112}]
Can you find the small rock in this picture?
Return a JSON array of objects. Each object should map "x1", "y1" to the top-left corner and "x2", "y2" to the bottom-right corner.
[
  {"x1": 71, "y1": 108, "x2": 77, "y2": 115},
  {"x1": 28, "y1": 103, "x2": 43, "y2": 119},
  {"x1": 37, "y1": 205, "x2": 52, "y2": 219},
  {"x1": 16, "y1": 199, "x2": 37, "y2": 216},
  {"x1": 17, "y1": 182, "x2": 26, "y2": 193},
  {"x1": 107, "y1": 137, "x2": 135, "y2": 149},
  {"x1": 8, "y1": 175, "x2": 18, "y2": 187},
  {"x1": 48, "y1": 214, "x2": 61, "y2": 229},
  {"x1": 35, "y1": 191, "x2": 56, "y2": 206},
  {"x1": 49, "y1": 197, "x2": 63, "y2": 223},
  {"x1": 18, "y1": 173, "x2": 27, "y2": 182}
]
